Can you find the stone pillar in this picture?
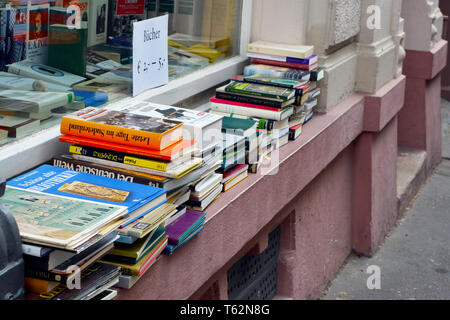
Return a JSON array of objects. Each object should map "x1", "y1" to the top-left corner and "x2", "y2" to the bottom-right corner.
[{"x1": 399, "y1": 0, "x2": 447, "y2": 173}]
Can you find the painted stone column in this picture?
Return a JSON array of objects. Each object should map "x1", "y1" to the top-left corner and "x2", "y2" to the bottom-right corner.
[{"x1": 399, "y1": 0, "x2": 447, "y2": 173}]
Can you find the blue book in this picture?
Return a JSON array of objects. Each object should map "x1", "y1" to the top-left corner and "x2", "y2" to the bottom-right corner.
[
  {"x1": 73, "y1": 90, "x2": 109, "y2": 107},
  {"x1": 7, "y1": 164, "x2": 166, "y2": 217},
  {"x1": 163, "y1": 225, "x2": 204, "y2": 255}
]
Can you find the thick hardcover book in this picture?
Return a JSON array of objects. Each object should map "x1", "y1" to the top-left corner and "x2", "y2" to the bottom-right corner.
[
  {"x1": 7, "y1": 164, "x2": 166, "y2": 216},
  {"x1": 48, "y1": 24, "x2": 88, "y2": 77},
  {"x1": 247, "y1": 52, "x2": 318, "y2": 65},
  {"x1": 50, "y1": 155, "x2": 169, "y2": 189},
  {"x1": 210, "y1": 99, "x2": 294, "y2": 122},
  {"x1": 247, "y1": 40, "x2": 314, "y2": 59},
  {"x1": 216, "y1": 85, "x2": 293, "y2": 109},
  {"x1": 251, "y1": 58, "x2": 318, "y2": 71},
  {"x1": 68, "y1": 145, "x2": 191, "y2": 172},
  {"x1": 60, "y1": 107, "x2": 184, "y2": 150},
  {"x1": 225, "y1": 81, "x2": 296, "y2": 101}
]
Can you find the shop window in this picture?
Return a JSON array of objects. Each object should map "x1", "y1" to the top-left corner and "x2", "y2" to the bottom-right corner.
[{"x1": 0, "y1": 0, "x2": 245, "y2": 149}]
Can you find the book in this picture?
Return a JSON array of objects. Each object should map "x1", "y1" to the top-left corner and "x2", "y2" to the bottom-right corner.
[
  {"x1": 88, "y1": 0, "x2": 109, "y2": 47},
  {"x1": 68, "y1": 145, "x2": 192, "y2": 172},
  {"x1": 24, "y1": 248, "x2": 75, "y2": 271},
  {"x1": 289, "y1": 124, "x2": 303, "y2": 140},
  {"x1": 26, "y1": 3, "x2": 50, "y2": 65},
  {"x1": 210, "y1": 98, "x2": 294, "y2": 122},
  {"x1": 48, "y1": 24, "x2": 88, "y2": 77},
  {"x1": 105, "y1": 99, "x2": 223, "y2": 152},
  {"x1": 60, "y1": 135, "x2": 195, "y2": 161},
  {"x1": 221, "y1": 164, "x2": 249, "y2": 183},
  {"x1": 164, "y1": 205, "x2": 187, "y2": 226},
  {"x1": 100, "y1": 235, "x2": 168, "y2": 276},
  {"x1": 223, "y1": 169, "x2": 248, "y2": 192},
  {"x1": 60, "y1": 107, "x2": 184, "y2": 151},
  {"x1": 232, "y1": 75, "x2": 309, "y2": 97},
  {"x1": 25, "y1": 277, "x2": 60, "y2": 295},
  {"x1": 247, "y1": 40, "x2": 314, "y2": 59},
  {"x1": 163, "y1": 225, "x2": 204, "y2": 255},
  {"x1": 90, "y1": 289, "x2": 117, "y2": 300},
  {"x1": 118, "y1": 203, "x2": 177, "y2": 239},
  {"x1": 216, "y1": 84, "x2": 294, "y2": 109},
  {"x1": 22, "y1": 243, "x2": 53, "y2": 258},
  {"x1": 7, "y1": 164, "x2": 166, "y2": 217},
  {"x1": 0, "y1": 90, "x2": 74, "y2": 114},
  {"x1": 165, "y1": 210, "x2": 205, "y2": 245},
  {"x1": 0, "y1": 115, "x2": 40, "y2": 138},
  {"x1": 247, "y1": 52, "x2": 318, "y2": 65},
  {"x1": 211, "y1": 95, "x2": 282, "y2": 113},
  {"x1": 72, "y1": 154, "x2": 203, "y2": 179},
  {"x1": 72, "y1": 77, "x2": 129, "y2": 93},
  {"x1": 0, "y1": 72, "x2": 70, "y2": 91},
  {"x1": 244, "y1": 64, "x2": 324, "y2": 82},
  {"x1": 251, "y1": 58, "x2": 318, "y2": 71},
  {"x1": 2, "y1": 186, "x2": 125, "y2": 250},
  {"x1": 225, "y1": 81, "x2": 296, "y2": 101},
  {"x1": 186, "y1": 183, "x2": 222, "y2": 211}
]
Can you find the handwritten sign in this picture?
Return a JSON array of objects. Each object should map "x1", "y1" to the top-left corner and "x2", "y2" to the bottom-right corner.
[{"x1": 132, "y1": 15, "x2": 168, "y2": 97}]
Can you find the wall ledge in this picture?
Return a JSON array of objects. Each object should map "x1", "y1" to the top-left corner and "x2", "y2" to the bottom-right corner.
[{"x1": 403, "y1": 39, "x2": 448, "y2": 80}]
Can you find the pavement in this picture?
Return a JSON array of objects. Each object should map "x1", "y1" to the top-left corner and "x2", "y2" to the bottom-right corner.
[{"x1": 320, "y1": 99, "x2": 450, "y2": 300}]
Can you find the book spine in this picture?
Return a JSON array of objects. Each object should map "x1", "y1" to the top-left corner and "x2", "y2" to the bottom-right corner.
[
  {"x1": 215, "y1": 91, "x2": 283, "y2": 108},
  {"x1": 68, "y1": 145, "x2": 169, "y2": 171},
  {"x1": 50, "y1": 157, "x2": 165, "y2": 188},
  {"x1": 22, "y1": 244, "x2": 48, "y2": 257},
  {"x1": 60, "y1": 117, "x2": 166, "y2": 150},
  {"x1": 251, "y1": 58, "x2": 316, "y2": 71},
  {"x1": 24, "y1": 268, "x2": 68, "y2": 283},
  {"x1": 210, "y1": 102, "x2": 287, "y2": 121}
]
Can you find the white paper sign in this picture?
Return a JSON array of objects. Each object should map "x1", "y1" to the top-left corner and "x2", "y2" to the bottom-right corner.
[{"x1": 133, "y1": 15, "x2": 168, "y2": 96}]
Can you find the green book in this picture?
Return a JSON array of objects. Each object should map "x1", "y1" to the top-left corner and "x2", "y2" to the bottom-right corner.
[
  {"x1": 225, "y1": 81, "x2": 296, "y2": 101},
  {"x1": 48, "y1": 25, "x2": 88, "y2": 77}
]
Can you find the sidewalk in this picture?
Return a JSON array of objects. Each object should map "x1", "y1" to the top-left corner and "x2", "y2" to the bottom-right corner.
[{"x1": 320, "y1": 100, "x2": 450, "y2": 300}]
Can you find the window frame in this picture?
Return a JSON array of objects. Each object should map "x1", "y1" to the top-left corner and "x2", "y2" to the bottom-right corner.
[{"x1": 0, "y1": 0, "x2": 253, "y2": 180}]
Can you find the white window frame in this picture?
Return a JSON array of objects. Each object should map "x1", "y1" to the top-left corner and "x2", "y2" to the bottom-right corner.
[{"x1": 0, "y1": 0, "x2": 253, "y2": 180}]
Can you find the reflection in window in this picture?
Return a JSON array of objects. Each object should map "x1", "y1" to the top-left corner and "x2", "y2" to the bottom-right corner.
[{"x1": 0, "y1": 0, "x2": 242, "y2": 146}]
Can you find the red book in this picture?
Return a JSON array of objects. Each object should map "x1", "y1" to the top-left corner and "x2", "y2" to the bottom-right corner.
[
  {"x1": 210, "y1": 96, "x2": 282, "y2": 112},
  {"x1": 251, "y1": 58, "x2": 319, "y2": 71},
  {"x1": 59, "y1": 135, "x2": 196, "y2": 161}
]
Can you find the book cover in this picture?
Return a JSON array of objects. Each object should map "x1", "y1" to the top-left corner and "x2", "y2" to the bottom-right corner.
[
  {"x1": 247, "y1": 40, "x2": 314, "y2": 59},
  {"x1": 163, "y1": 225, "x2": 204, "y2": 255},
  {"x1": 0, "y1": 72, "x2": 70, "y2": 91},
  {"x1": 247, "y1": 52, "x2": 318, "y2": 65},
  {"x1": 7, "y1": 164, "x2": 166, "y2": 215},
  {"x1": 7, "y1": 60, "x2": 86, "y2": 87},
  {"x1": 216, "y1": 85, "x2": 293, "y2": 109},
  {"x1": 48, "y1": 24, "x2": 88, "y2": 77},
  {"x1": 0, "y1": 7, "x2": 28, "y2": 72},
  {"x1": 50, "y1": 155, "x2": 170, "y2": 189},
  {"x1": 88, "y1": 0, "x2": 109, "y2": 47},
  {"x1": 60, "y1": 107, "x2": 184, "y2": 150},
  {"x1": 225, "y1": 81, "x2": 296, "y2": 101},
  {"x1": 59, "y1": 135, "x2": 195, "y2": 161},
  {"x1": 68, "y1": 144, "x2": 191, "y2": 172},
  {"x1": 244, "y1": 64, "x2": 311, "y2": 81},
  {"x1": 26, "y1": 4, "x2": 50, "y2": 65},
  {"x1": 165, "y1": 210, "x2": 205, "y2": 245},
  {"x1": 105, "y1": 99, "x2": 223, "y2": 151},
  {"x1": 1, "y1": 186, "x2": 125, "y2": 248}
]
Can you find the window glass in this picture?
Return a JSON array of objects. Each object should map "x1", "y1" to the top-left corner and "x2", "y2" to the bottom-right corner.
[{"x1": 0, "y1": 0, "x2": 242, "y2": 147}]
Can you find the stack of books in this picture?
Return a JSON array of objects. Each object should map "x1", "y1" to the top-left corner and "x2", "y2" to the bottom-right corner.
[{"x1": 3, "y1": 163, "x2": 168, "y2": 299}]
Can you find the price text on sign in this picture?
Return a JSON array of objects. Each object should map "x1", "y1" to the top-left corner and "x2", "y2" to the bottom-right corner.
[{"x1": 132, "y1": 15, "x2": 168, "y2": 96}]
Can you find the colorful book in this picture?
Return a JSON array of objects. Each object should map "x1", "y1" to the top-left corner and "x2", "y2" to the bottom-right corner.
[
  {"x1": 60, "y1": 107, "x2": 184, "y2": 151},
  {"x1": 7, "y1": 164, "x2": 166, "y2": 217},
  {"x1": 68, "y1": 144, "x2": 192, "y2": 172},
  {"x1": 250, "y1": 58, "x2": 318, "y2": 71},
  {"x1": 247, "y1": 40, "x2": 314, "y2": 60},
  {"x1": 186, "y1": 183, "x2": 222, "y2": 211},
  {"x1": 216, "y1": 84, "x2": 294, "y2": 109},
  {"x1": 225, "y1": 81, "x2": 296, "y2": 101},
  {"x1": 223, "y1": 169, "x2": 248, "y2": 192},
  {"x1": 88, "y1": 0, "x2": 109, "y2": 47},
  {"x1": 163, "y1": 225, "x2": 204, "y2": 255},
  {"x1": 244, "y1": 64, "x2": 324, "y2": 82},
  {"x1": 26, "y1": 4, "x2": 50, "y2": 65},
  {"x1": 232, "y1": 75, "x2": 309, "y2": 97},
  {"x1": 247, "y1": 52, "x2": 318, "y2": 65},
  {"x1": 289, "y1": 124, "x2": 303, "y2": 141},
  {"x1": 165, "y1": 210, "x2": 205, "y2": 245}
]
